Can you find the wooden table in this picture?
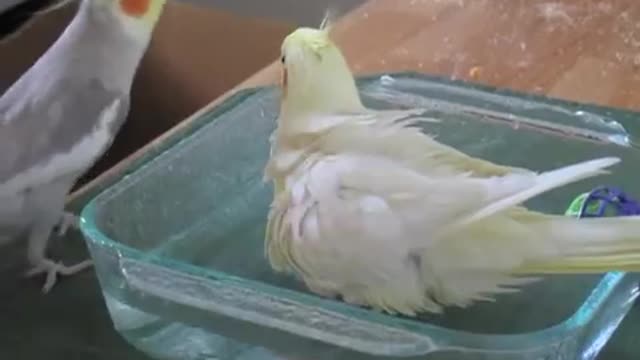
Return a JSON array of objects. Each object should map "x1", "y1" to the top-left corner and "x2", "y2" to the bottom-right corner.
[
  {"x1": 69, "y1": 1, "x2": 640, "y2": 358},
  {"x1": 217, "y1": 0, "x2": 640, "y2": 110}
]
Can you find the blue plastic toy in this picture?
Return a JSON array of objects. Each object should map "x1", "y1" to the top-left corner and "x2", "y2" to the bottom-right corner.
[{"x1": 565, "y1": 186, "x2": 640, "y2": 218}]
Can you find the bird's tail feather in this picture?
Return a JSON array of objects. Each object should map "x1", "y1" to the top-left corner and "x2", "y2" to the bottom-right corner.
[
  {"x1": 518, "y1": 215, "x2": 640, "y2": 273},
  {"x1": 458, "y1": 157, "x2": 621, "y2": 227}
]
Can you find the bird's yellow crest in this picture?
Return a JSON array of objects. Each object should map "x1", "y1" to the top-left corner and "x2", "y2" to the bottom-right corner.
[
  {"x1": 282, "y1": 28, "x2": 332, "y2": 58},
  {"x1": 278, "y1": 20, "x2": 364, "y2": 120},
  {"x1": 280, "y1": 10, "x2": 335, "y2": 61}
]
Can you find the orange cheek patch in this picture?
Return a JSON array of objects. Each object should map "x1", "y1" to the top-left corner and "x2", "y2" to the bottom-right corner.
[{"x1": 119, "y1": 0, "x2": 150, "y2": 17}]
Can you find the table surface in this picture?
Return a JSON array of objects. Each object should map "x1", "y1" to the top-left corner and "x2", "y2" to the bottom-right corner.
[
  {"x1": 8, "y1": 0, "x2": 638, "y2": 359},
  {"x1": 237, "y1": 0, "x2": 640, "y2": 109}
]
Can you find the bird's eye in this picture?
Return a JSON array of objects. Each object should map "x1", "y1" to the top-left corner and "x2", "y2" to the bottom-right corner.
[{"x1": 280, "y1": 55, "x2": 286, "y2": 64}]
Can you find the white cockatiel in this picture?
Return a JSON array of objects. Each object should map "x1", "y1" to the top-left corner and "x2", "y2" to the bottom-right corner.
[
  {"x1": 264, "y1": 26, "x2": 640, "y2": 316},
  {"x1": 0, "y1": 0, "x2": 167, "y2": 293}
]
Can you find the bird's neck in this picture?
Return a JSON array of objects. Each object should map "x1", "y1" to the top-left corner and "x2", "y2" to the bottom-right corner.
[{"x1": 278, "y1": 70, "x2": 365, "y2": 131}]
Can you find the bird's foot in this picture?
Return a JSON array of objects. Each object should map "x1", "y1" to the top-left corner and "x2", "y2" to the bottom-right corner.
[
  {"x1": 24, "y1": 258, "x2": 93, "y2": 293},
  {"x1": 54, "y1": 212, "x2": 80, "y2": 237}
]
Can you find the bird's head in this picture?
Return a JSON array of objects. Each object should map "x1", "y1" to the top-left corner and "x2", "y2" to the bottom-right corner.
[
  {"x1": 279, "y1": 24, "x2": 363, "y2": 119},
  {"x1": 87, "y1": 0, "x2": 166, "y2": 38}
]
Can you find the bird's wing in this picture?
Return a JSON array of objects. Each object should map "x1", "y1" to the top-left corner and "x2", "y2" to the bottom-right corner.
[
  {"x1": 265, "y1": 151, "x2": 552, "y2": 314},
  {"x1": 267, "y1": 152, "x2": 535, "y2": 277},
  {"x1": 312, "y1": 109, "x2": 531, "y2": 178},
  {"x1": 0, "y1": 76, "x2": 129, "y2": 195},
  {"x1": 267, "y1": 150, "x2": 618, "y2": 305}
]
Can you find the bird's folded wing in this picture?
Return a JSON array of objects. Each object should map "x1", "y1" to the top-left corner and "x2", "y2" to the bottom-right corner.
[
  {"x1": 294, "y1": 154, "x2": 535, "y2": 253},
  {"x1": 0, "y1": 76, "x2": 129, "y2": 195},
  {"x1": 310, "y1": 109, "x2": 533, "y2": 178}
]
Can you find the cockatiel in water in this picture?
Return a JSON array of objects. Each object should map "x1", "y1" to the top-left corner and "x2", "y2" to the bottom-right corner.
[
  {"x1": 0, "y1": 0, "x2": 167, "y2": 293},
  {"x1": 264, "y1": 26, "x2": 640, "y2": 316}
]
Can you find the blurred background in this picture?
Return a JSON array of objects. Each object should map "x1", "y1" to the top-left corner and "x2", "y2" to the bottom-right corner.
[{"x1": 187, "y1": 0, "x2": 364, "y2": 24}]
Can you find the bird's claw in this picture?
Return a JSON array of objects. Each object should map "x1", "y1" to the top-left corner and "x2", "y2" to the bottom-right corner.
[
  {"x1": 55, "y1": 212, "x2": 80, "y2": 237},
  {"x1": 25, "y1": 258, "x2": 93, "y2": 293}
]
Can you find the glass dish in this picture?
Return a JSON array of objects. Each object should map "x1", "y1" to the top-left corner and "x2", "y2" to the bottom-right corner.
[{"x1": 79, "y1": 72, "x2": 640, "y2": 360}]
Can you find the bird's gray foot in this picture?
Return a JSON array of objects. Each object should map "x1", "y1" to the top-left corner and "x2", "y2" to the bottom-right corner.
[
  {"x1": 54, "y1": 212, "x2": 80, "y2": 237},
  {"x1": 24, "y1": 258, "x2": 93, "y2": 293}
]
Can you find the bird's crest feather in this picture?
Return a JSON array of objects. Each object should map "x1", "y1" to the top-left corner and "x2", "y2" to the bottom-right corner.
[{"x1": 285, "y1": 8, "x2": 340, "y2": 58}]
